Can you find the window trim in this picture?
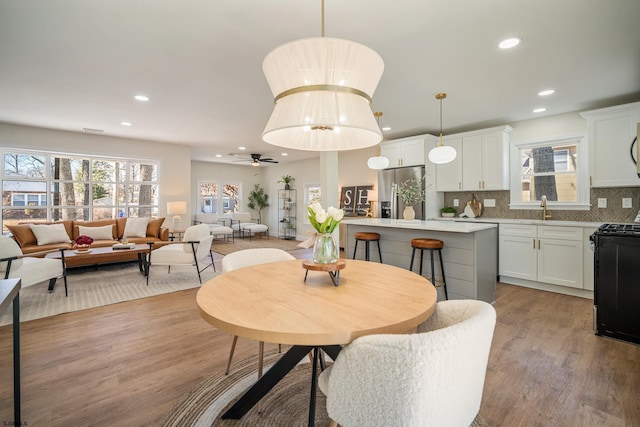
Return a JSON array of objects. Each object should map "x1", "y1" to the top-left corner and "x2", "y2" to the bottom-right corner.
[{"x1": 509, "y1": 133, "x2": 590, "y2": 210}]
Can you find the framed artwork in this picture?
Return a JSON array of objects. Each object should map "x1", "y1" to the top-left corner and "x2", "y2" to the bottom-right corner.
[{"x1": 340, "y1": 185, "x2": 373, "y2": 216}]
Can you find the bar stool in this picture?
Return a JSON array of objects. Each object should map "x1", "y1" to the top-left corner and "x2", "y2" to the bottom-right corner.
[
  {"x1": 409, "y1": 238, "x2": 448, "y2": 299},
  {"x1": 353, "y1": 232, "x2": 382, "y2": 263}
]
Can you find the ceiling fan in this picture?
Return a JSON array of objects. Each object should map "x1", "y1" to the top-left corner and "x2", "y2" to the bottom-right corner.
[{"x1": 232, "y1": 153, "x2": 279, "y2": 167}]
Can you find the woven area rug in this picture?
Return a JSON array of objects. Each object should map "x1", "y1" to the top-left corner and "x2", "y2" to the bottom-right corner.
[
  {"x1": 212, "y1": 237, "x2": 304, "y2": 256},
  {"x1": 0, "y1": 261, "x2": 218, "y2": 326},
  {"x1": 161, "y1": 352, "x2": 490, "y2": 427}
]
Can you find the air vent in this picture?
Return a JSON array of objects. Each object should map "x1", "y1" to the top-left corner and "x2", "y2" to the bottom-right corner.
[{"x1": 83, "y1": 127, "x2": 104, "y2": 134}]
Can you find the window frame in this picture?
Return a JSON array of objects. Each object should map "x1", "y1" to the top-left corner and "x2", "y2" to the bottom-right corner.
[
  {"x1": 509, "y1": 133, "x2": 590, "y2": 210},
  {"x1": 2, "y1": 148, "x2": 159, "y2": 230},
  {"x1": 198, "y1": 179, "x2": 242, "y2": 215}
]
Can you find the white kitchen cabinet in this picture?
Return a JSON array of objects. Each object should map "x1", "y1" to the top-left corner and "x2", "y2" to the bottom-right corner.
[
  {"x1": 433, "y1": 137, "x2": 463, "y2": 191},
  {"x1": 380, "y1": 135, "x2": 426, "y2": 167},
  {"x1": 435, "y1": 126, "x2": 512, "y2": 191},
  {"x1": 580, "y1": 101, "x2": 640, "y2": 187},
  {"x1": 499, "y1": 224, "x2": 585, "y2": 292}
]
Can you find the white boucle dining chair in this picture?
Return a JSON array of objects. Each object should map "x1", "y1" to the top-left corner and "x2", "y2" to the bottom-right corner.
[
  {"x1": 221, "y1": 248, "x2": 295, "y2": 378},
  {"x1": 318, "y1": 299, "x2": 496, "y2": 427}
]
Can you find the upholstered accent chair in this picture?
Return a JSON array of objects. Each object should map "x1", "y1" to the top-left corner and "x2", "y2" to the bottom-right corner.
[
  {"x1": 0, "y1": 236, "x2": 68, "y2": 296},
  {"x1": 146, "y1": 224, "x2": 215, "y2": 285},
  {"x1": 221, "y1": 248, "x2": 296, "y2": 377},
  {"x1": 318, "y1": 299, "x2": 496, "y2": 427},
  {"x1": 229, "y1": 212, "x2": 256, "y2": 238},
  {"x1": 193, "y1": 213, "x2": 234, "y2": 242}
]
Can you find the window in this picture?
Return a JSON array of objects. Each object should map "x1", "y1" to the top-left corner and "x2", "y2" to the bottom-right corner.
[
  {"x1": 199, "y1": 181, "x2": 241, "y2": 214},
  {"x1": 304, "y1": 184, "x2": 321, "y2": 224},
  {"x1": 2, "y1": 150, "x2": 159, "y2": 232},
  {"x1": 509, "y1": 134, "x2": 589, "y2": 210}
]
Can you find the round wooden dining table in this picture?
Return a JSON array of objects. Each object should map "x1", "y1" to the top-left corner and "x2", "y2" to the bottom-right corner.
[{"x1": 197, "y1": 258, "x2": 437, "y2": 426}]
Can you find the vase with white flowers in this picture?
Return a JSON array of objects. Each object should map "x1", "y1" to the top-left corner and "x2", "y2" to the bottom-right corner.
[{"x1": 306, "y1": 202, "x2": 344, "y2": 264}]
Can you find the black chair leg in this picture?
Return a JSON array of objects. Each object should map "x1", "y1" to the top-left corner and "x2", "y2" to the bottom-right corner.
[
  {"x1": 409, "y1": 247, "x2": 417, "y2": 271},
  {"x1": 376, "y1": 240, "x2": 383, "y2": 263},
  {"x1": 419, "y1": 249, "x2": 424, "y2": 276},
  {"x1": 430, "y1": 249, "x2": 436, "y2": 287},
  {"x1": 364, "y1": 241, "x2": 370, "y2": 261},
  {"x1": 352, "y1": 239, "x2": 359, "y2": 260}
]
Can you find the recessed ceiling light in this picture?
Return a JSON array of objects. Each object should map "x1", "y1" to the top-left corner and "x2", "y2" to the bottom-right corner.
[
  {"x1": 281, "y1": 153, "x2": 288, "y2": 156},
  {"x1": 533, "y1": 107, "x2": 546, "y2": 113},
  {"x1": 134, "y1": 95, "x2": 149, "y2": 101},
  {"x1": 538, "y1": 89, "x2": 555, "y2": 96},
  {"x1": 498, "y1": 38, "x2": 521, "y2": 49},
  {"x1": 238, "y1": 146, "x2": 246, "y2": 150},
  {"x1": 382, "y1": 126, "x2": 391, "y2": 131},
  {"x1": 120, "y1": 121, "x2": 132, "y2": 126}
]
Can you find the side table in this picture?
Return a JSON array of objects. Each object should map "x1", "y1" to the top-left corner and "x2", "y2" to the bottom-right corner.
[{"x1": 0, "y1": 278, "x2": 21, "y2": 427}]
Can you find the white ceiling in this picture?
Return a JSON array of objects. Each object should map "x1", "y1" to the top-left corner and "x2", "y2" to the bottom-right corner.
[{"x1": 1, "y1": 0, "x2": 639, "y2": 166}]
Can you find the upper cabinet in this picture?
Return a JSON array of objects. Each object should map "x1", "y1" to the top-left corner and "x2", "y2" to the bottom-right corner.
[
  {"x1": 580, "y1": 102, "x2": 640, "y2": 188},
  {"x1": 435, "y1": 126, "x2": 512, "y2": 191},
  {"x1": 380, "y1": 135, "x2": 427, "y2": 167}
]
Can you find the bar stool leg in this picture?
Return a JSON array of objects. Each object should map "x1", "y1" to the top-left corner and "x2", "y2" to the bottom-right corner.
[
  {"x1": 419, "y1": 248, "x2": 424, "y2": 276},
  {"x1": 409, "y1": 247, "x2": 417, "y2": 271},
  {"x1": 365, "y1": 241, "x2": 370, "y2": 261},
  {"x1": 429, "y1": 248, "x2": 436, "y2": 288},
  {"x1": 376, "y1": 240, "x2": 383, "y2": 263},
  {"x1": 352, "y1": 239, "x2": 359, "y2": 260},
  {"x1": 438, "y1": 248, "x2": 449, "y2": 300}
]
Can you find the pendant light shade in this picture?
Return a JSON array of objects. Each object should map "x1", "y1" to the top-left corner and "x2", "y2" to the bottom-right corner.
[
  {"x1": 428, "y1": 93, "x2": 457, "y2": 164},
  {"x1": 367, "y1": 156, "x2": 390, "y2": 169},
  {"x1": 262, "y1": 35, "x2": 384, "y2": 151}
]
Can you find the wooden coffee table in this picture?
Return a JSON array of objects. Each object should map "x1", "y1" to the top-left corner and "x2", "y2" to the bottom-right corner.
[{"x1": 46, "y1": 244, "x2": 151, "y2": 281}]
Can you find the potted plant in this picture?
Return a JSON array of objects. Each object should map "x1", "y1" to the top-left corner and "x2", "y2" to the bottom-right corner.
[
  {"x1": 247, "y1": 184, "x2": 270, "y2": 224},
  {"x1": 277, "y1": 175, "x2": 295, "y2": 190},
  {"x1": 391, "y1": 177, "x2": 425, "y2": 220},
  {"x1": 440, "y1": 206, "x2": 457, "y2": 218}
]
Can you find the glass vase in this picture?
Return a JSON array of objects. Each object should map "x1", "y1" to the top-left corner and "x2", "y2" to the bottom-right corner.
[{"x1": 313, "y1": 233, "x2": 338, "y2": 264}]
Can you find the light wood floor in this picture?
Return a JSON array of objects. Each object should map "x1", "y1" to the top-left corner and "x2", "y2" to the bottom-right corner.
[{"x1": 1, "y1": 249, "x2": 639, "y2": 426}]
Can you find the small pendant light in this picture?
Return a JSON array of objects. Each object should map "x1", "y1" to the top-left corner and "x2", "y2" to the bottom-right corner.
[
  {"x1": 367, "y1": 112, "x2": 390, "y2": 169},
  {"x1": 428, "y1": 93, "x2": 457, "y2": 164}
]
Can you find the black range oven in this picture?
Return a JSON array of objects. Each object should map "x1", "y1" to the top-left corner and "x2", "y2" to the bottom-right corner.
[{"x1": 591, "y1": 224, "x2": 640, "y2": 345}]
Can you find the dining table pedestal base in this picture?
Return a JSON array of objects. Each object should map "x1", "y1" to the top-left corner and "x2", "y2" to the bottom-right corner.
[{"x1": 221, "y1": 344, "x2": 342, "y2": 427}]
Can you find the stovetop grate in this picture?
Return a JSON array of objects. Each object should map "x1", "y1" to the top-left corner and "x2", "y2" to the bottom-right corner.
[{"x1": 597, "y1": 223, "x2": 640, "y2": 235}]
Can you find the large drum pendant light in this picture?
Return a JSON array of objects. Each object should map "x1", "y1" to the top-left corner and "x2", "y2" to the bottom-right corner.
[
  {"x1": 262, "y1": 1, "x2": 384, "y2": 151},
  {"x1": 428, "y1": 93, "x2": 457, "y2": 164}
]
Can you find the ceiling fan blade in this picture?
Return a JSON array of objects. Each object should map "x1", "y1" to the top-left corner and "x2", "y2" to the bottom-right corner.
[{"x1": 262, "y1": 159, "x2": 279, "y2": 163}]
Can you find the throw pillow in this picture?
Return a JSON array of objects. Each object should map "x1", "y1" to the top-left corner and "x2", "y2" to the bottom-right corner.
[
  {"x1": 29, "y1": 223, "x2": 72, "y2": 245},
  {"x1": 123, "y1": 217, "x2": 149, "y2": 238},
  {"x1": 146, "y1": 217, "x2": 165, "y2": 238},
  {"x1": 6, "y1": 224, "x2": 37, "y2": 247},
  {"x1": 78, "y1": 225, "x2": 114, "y2": 241}
]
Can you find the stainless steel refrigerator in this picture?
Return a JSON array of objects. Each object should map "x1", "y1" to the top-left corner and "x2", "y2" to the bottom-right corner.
[{"x1": 378, "y1": 166, "x2": 425, "y2": 220}]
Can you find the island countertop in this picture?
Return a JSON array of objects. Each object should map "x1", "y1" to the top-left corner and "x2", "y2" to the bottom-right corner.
[{"x1": 342, "y1": 218, "x2": 497, "y2": 233}]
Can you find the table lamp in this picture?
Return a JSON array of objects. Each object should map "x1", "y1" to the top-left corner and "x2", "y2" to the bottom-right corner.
[
  {"x1": 366, "y1": 190, "x2": 378, "y2": 218},
  {"x1": 167, "y1": 201, "x2": 187, "y2": 230}
]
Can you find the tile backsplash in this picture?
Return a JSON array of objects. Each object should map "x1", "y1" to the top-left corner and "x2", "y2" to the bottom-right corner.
[{"x1": 444, "y1": 187, "x2": 640, "y2": 223}]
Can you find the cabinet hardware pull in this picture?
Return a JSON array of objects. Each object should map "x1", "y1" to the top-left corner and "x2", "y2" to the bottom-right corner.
[{"x1": 533, "y1": 239, "x2": 536, "y2": 249}]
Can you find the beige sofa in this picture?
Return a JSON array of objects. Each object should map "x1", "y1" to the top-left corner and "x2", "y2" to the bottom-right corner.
[{"x1": 7, "y1": 218, "x2": 169, "y2": 267}]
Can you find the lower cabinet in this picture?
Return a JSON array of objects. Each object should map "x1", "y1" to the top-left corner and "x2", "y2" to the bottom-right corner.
[{"x1": 499, "y1": 223, "x2": 592, "y2": 297}]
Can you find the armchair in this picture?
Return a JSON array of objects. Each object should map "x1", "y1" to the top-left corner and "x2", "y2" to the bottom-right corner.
[
  {"x1": 146, "y1": 224, "x2": 215, "y2": 285},
  {"x1": 318, "y1": 300, "x2": 496, "y2": 427},
  {"x1": 194, "y1": 213, "x2": 234, "y2": 242},
  {"x1": 0, "y1": 236, "x2": 68, "y2": 296},
  {"x1": 229, "y1": 212, "x2": 256, "y2": 238}
]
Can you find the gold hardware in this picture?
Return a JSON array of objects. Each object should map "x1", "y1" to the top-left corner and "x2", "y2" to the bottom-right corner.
[
  {"x1": 533, "y1": 239, "x2": 536, "y2": 249},
  {"x1": 274, "y1": 84, "x2": 372, "y2": 104}
]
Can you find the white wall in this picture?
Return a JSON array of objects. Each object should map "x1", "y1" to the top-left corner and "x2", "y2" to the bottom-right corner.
[
  {"x1": 190, "y1": 160, "x2": 264, "y2": 223},
  {"x1": 0, "y1": 123, "x2": 192, "y2": 228}
]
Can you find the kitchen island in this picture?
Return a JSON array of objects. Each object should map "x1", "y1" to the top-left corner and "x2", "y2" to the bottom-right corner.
[{"x1": 343, "y1": 218, "x2": 498, "y2": 303}]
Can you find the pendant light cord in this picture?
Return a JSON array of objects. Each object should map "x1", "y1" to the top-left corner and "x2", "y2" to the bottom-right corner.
[{"x1": 321, "y1": 0, "x2": 325, "y2": 37}]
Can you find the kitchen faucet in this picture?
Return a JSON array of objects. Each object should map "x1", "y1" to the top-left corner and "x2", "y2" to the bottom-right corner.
[{"x1": 540, "y1": 195, "x2": 552, "y2": 220}]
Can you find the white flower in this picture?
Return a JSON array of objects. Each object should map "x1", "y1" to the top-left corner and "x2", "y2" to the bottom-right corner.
[
  {"x1": 310, "y1": 202, "x2": 323, "y2": 213},
  {"x1": 328, "y1": 206, "x2": 344, "y2": 221},
  {"x1": 315, "y1": 209, "x2": 327, "y2": 223}
]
